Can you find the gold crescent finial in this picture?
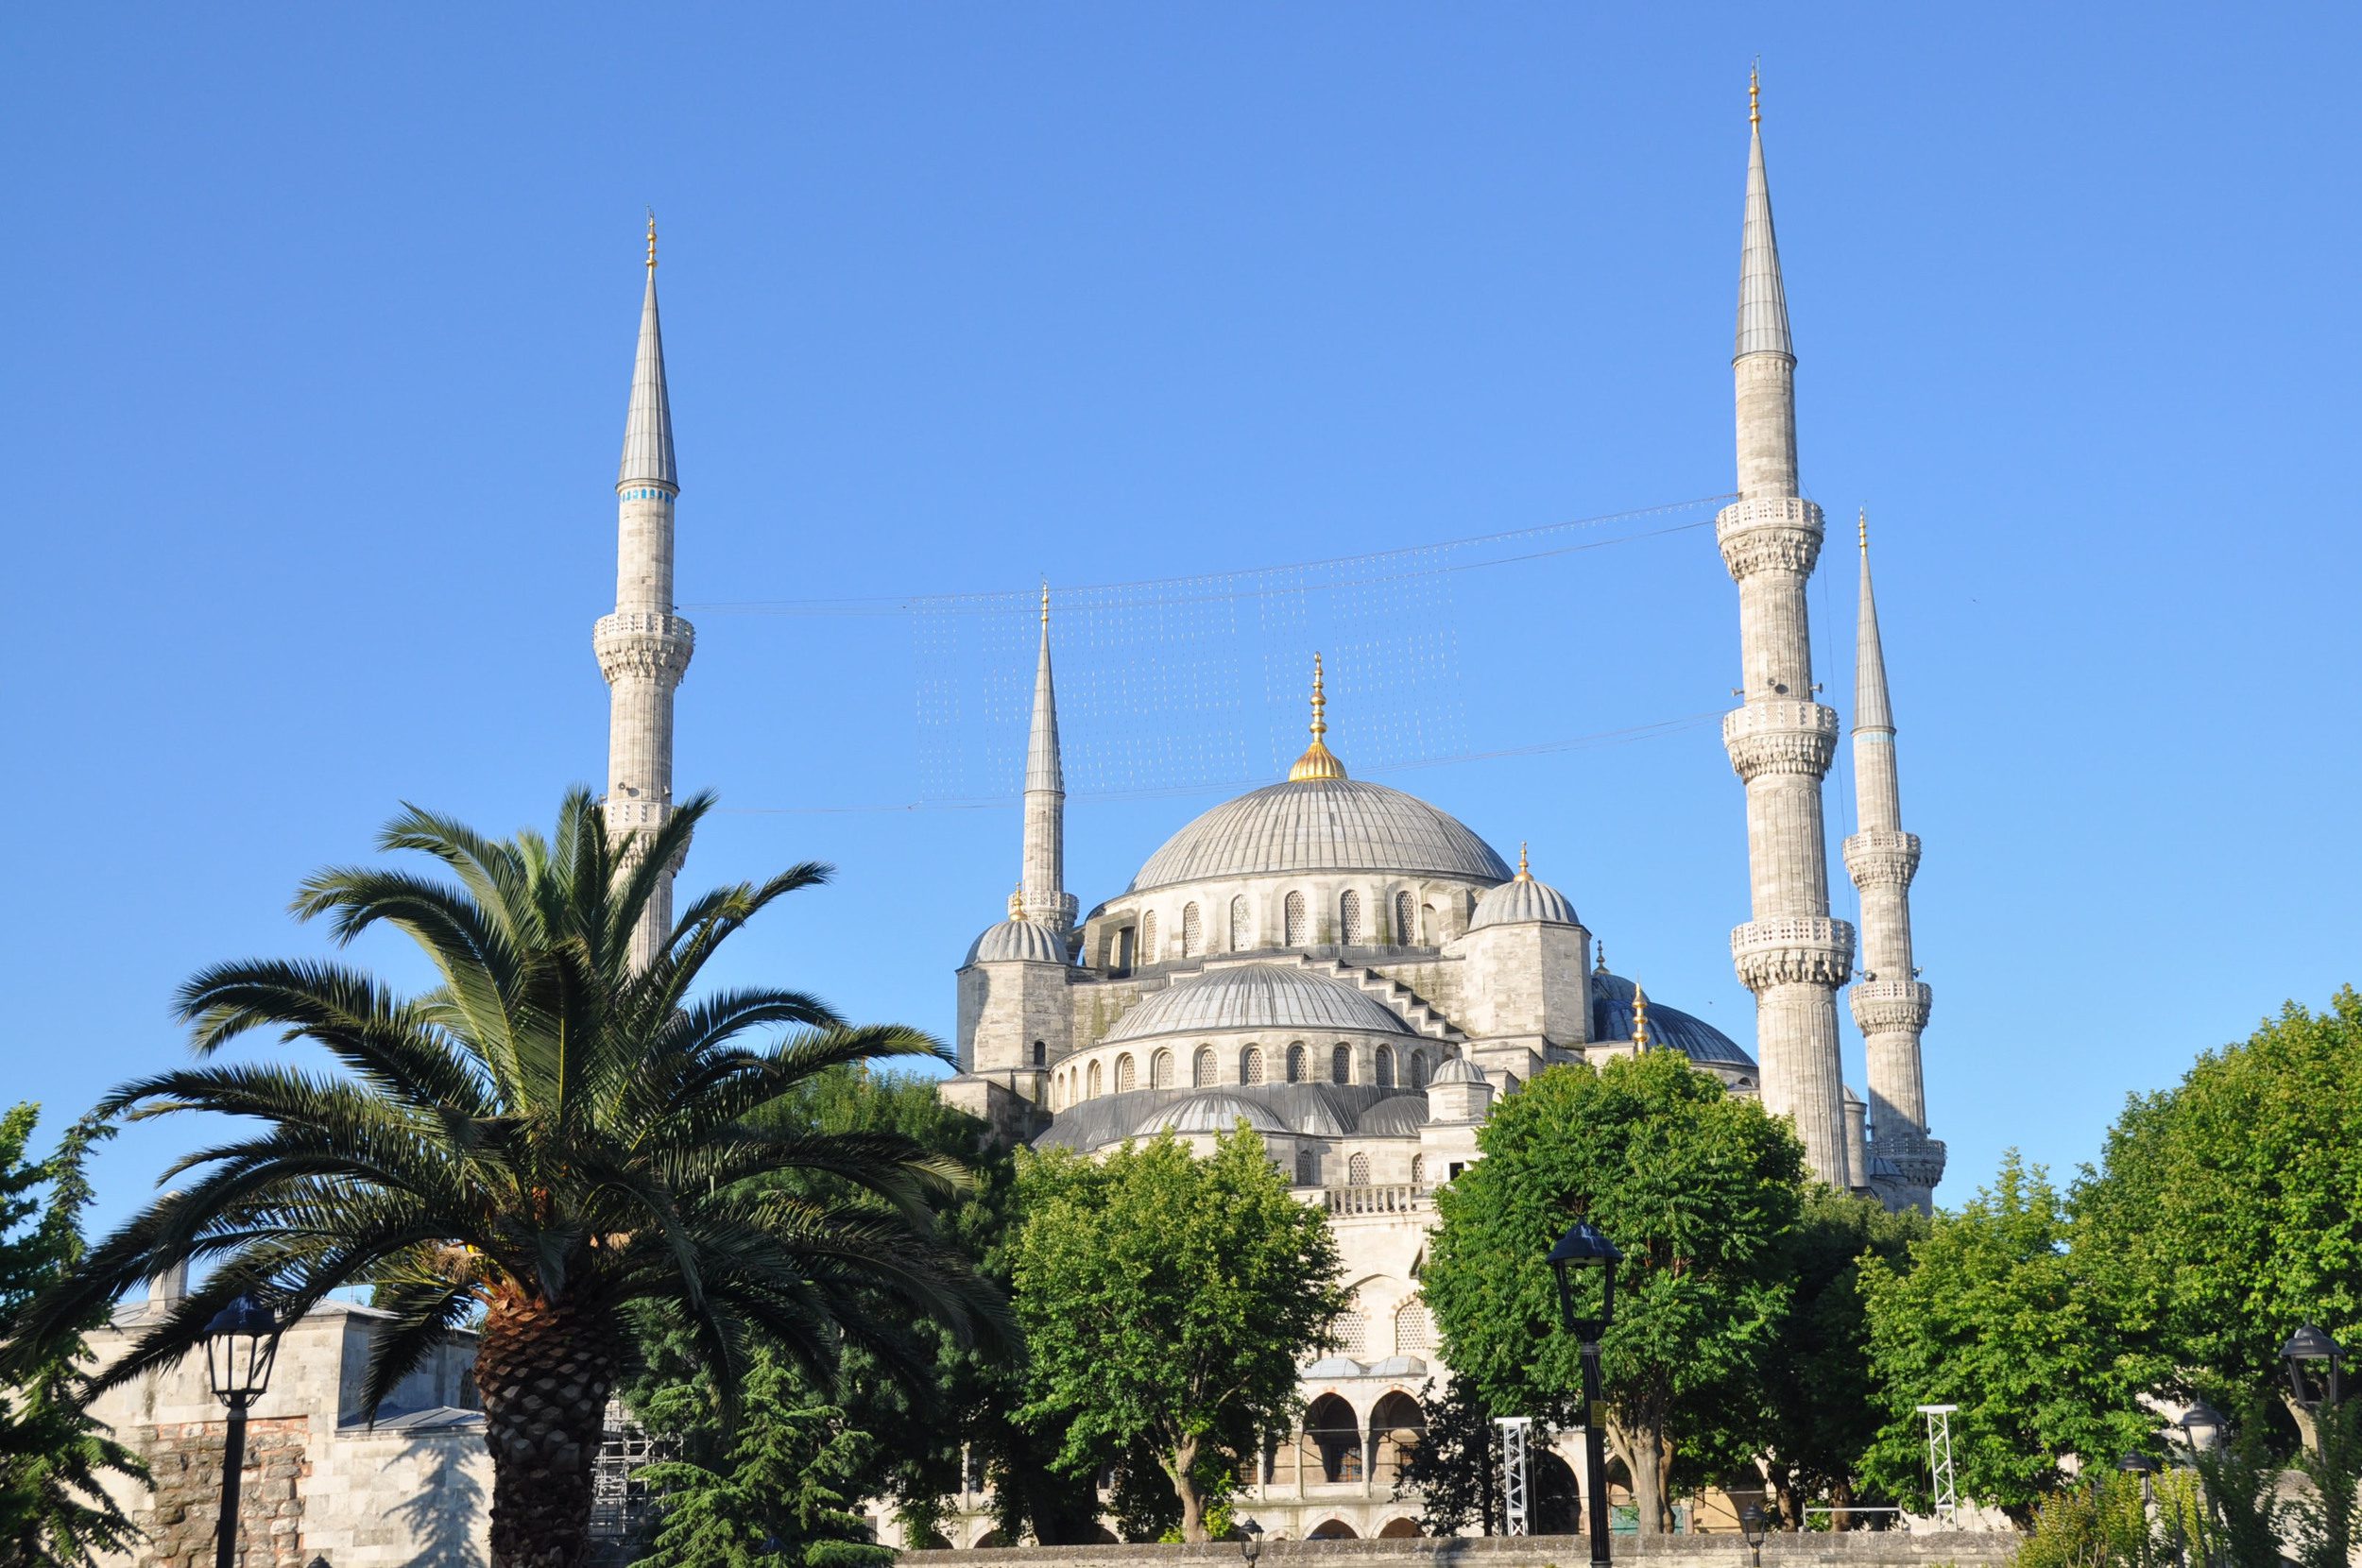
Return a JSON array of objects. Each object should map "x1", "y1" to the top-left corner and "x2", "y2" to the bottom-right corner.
[
  {"x1": 1009, "y1": 887, "x2": 1025, "y2": 919},
  {"x1": 1631, "y1": 981, "x2": 1652, "y2": 1048},
  {"x1": 1858, "y1": 506, "x2": 1869, "y2": 553},
  {"x1": 1040, "y1": 581, "x2": 1051, "y2": 627},
  {"x1": 1515, "y1": 842, "x2": 1532, "y2": 882},
  {"x1": 1288, "y1": 652, "x2": 1348, "y2": 781},
  {"x1": 646, "y1": 209, "x2": 658, "y2": 270},
  {"x1": 1749, "y1": 62, "x2": 1761, "y2": 128}
]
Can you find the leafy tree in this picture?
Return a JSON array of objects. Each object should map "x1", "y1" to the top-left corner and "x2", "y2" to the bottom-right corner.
[
  {"x1": 0, "y1": 1105, "x2": 146, "y2": 1567},
  {"x1": 1420, "y1": 1050, "x2": 1806, "y2": 1533},
  {"x1": 628, "y1": 1347, "x2": 888, "y2": 1568},
  {"x1": 1754, "y1": 1189, "x2": 1927, "y2": 1527},
  {"x1": 1010, "y1": 1128, "x2": 1346, "y2": 1542},
  {"x1": 1857, "y1": 1152, "x2": 2164, "y2": 1524},
  {"x1": 1394, "y1": 1374, "x2": 1498, "y2": 1537},
  {"x1": 2292, "y1": 1395, "x2": 2361, "y2": 1568},
  {"x1": 2074, "y1": 988, "x2": 2362, "y2": 1433},
  {"x1": 15, "y1": 792, "x2": 1001, "y2": 1568}
]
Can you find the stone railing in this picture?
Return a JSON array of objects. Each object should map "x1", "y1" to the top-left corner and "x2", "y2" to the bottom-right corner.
[
  {"x1": 1729, "y1": 916, "x2": 1854, "y2": 990},
  {"x1": 1321, "y1": 1184, "x2": 1428, "y2": 1217}
]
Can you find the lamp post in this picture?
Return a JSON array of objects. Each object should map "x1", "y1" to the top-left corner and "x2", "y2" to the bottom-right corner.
[
  {"x1": 1239, "y1": 1517, "x2": 1262, "y2": 1567},
  {"x1": 1549, "y1": 1218, "x2": 1622, "y2": 1568},
  {"x1": 2282, "y1": 1325, "x2": 2345, "y2": 1413},
  {"x1": 202, "y1": 1292, "x2": 282, "y2": 1568},
  {"x1": 1739, "y1": 1504, "x2": 1767, "y2": 1568},
  {"x1": 2176, "y1": 1399, "x2": 2226, "y2": 1455},
  {"x1": 2117, "y1": 1454, "x2": 2158, "y2": 1568}
]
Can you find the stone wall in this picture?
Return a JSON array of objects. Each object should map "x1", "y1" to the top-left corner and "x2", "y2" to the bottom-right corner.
[
  {"x1": 135, "y1": 1414, "x2": 310, "y2": 1568},
  {"x1": 904, "y1": 1533, "x2": 2013, "y2": 1568}
]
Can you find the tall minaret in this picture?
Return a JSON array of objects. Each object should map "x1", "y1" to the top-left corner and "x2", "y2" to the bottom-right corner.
[
  {"x1": 1019, "y1": 587, "x2": 1076, "y2": 933},
  {"x1": 595, "y1": 215, "x2": 695, "y2": 968},
  {"x1": 1844, "y1": 514, "x2": 1944, "y2": 1208},
  {"x1": 1717, "y1": 71, "x2": 1855, "y2": 1185}
]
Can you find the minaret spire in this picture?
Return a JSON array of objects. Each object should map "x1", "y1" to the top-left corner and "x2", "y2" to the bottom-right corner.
[
  {"x1": 1844, "y1": 515, "x2": 1944, "y2": 1208},
  {"x1": 595, "y1": 215, "x2": 694, "y2": 968},
  {"x1": 1019, "y1": 586, "x2": 1076, "y2": 933},
  {"x1": 1288, "y1": 653, "x2": 1348, "y2": 782},
  {"x1": 1717, "y1": 73, "x2": 1856, "y2": 1185}
]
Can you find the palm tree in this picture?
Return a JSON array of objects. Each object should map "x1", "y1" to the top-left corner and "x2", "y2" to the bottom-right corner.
[{"x1": 19, "y1": 790, "x2": 1001, "y2": 1568}]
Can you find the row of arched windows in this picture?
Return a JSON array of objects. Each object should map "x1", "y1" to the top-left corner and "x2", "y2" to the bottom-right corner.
[
  {"x1": 1119, "y1": 888, "x2": 1435, "y2": 966},
  {"x1": 1048, "y1": 1042, "x2": 1437, "y2": 1108}
]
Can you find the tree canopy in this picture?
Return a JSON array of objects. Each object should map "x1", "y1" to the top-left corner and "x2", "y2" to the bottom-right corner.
[
  {"x1": 1010, "y1": 1128, "x2": 1346, "y2": 1542},
  {"x1": 1420, "y1": 1050, "x2": 1805, "y2": 1532}
]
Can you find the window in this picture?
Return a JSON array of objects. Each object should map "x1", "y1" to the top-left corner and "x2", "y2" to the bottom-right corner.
[
  {"x1": 1087, "y1": 1061, "x2": 1103, "y2": 1099},
  {"x1": 1241, "y1": 1046, "x2": 1266, "y2": 1085},
  {"x1": 1410, "y1": 1154, "x2": 1427, "y2": 1188},
  {"x1": 1287, "y1": 1044, "x2": 1306, "y2": 1083},
  {"x1": 1181, "y1": 903, "x2": 1201, "y2": 958},
  {"x1": 1141, "y1": 911, "x2": 1158, "y2": 964},
  {"x1": 1116, "y1": 1054, "x2": 1137, "y2": 1094},
  {"x1": 1295, "y1": 1148, "x2": 1315, "y2": 1185},
  {"x1": 1395, "y1": 892, "x2": 1416, "y2": 946},
  {"x1": 1152, "y1": 1048, "x2": 1174, "y2": 1090},
  {"x1": 1375, "y1": 1046, "x2": 1395, "y2": 1089},
  {"x1": 1332, "y1": 1313, "x2": 1370, "y2": 1355},
  {"x1": 1339, "y1": 890, "x2": 1362, "y2": 945},
  {"x1": 1409, "y1": 1050, "x2": 1429, "y2": 1089},
  {"x1": 1194, "y1": 1046, "x2": 1217, "y2": 1087},
  {"x1": 1284, "y1": 891, "x2": 1308, "y2": 946},
  {"x1": 1230, "y1": 895, "x2": 1250, "y2": 950},
  {"x1": 1394, "y1": 1300, "x2": 1430, "y2": 1355},
  {"x1": 1113, "y1": 927, "x2": 1135, "y2": 972},
  {"x1": 1348, "y1": 1152, "x2": 1372, "y2": 1186},
  {"x1": 1332, "y1": 1045, "x2": 1352, "y2": 1084},
  {"x1": 1033, "y1": 1041, "x2": 1046, "y2": 1067}
]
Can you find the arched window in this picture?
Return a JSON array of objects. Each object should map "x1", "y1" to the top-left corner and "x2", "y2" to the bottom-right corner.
[
  {"x1": 1241, "y1": 1046, "x2": 1266, "y2": 1085},
  {"x1": 1087, "y1": 1061, "x2": 1103, "y2": 1099},
  {"x1": 1409, "y1": 1050, "x2": 1429, "y2": 1089},
  {"x1": 1347, "y1": 1152, "x2": 1372, "y2": 1186},
  {"x1": 1287, "y1": 1044, "x2": 1307, "y2": 1083},
  {"x1": 1395, "y1": 892, "x2": 1417, "y2": 946},
  {"x1": 1332, "y1": 1313, "x2": 1370, "y2": 1355},
  {"x1": 1115, "y1": 1054, "x2": 1137, "y2": 1094},
  {"x1": 1194, "y1": 1047, "x2": 1217, "y2": 1087},
  {"x1": 1294, "y1": 1148, "x2": 1315, "y2": 1185},
  {"x1": 1229, "y1": 895, "x2": 1250, "y2": 951},
  {"x1": 1033, "y1": 1040, "x2": 1046, "y2": 1067},
  {"x1": 1339, "y1": 890, "x2": 1362, "y2": 946},
  {"x1": 1393, "y1": 1300, "x2": 1430, "y2": 1355},
  {"x1": 1181, "y1": 902, "x2": 1202, "y2": 958},
  {"x1": 1410, "y1": 1154, "x2": 1427, "y2": 1188},
  {"x1": 1284, "y1": 891, "x2": 1308, "y2": 946},
  {"x1": 1332, "y1": 1045, "x2": 1352, "y2": 1085},
  {"x1": 1375, "y1": 1046, "x2": 1395, "y2": 1089},
  {"x1": 1152, "y1": 1048, "x2": 1174, "y2": 1090},
  {"x1": 1140, "y1": 911, "x2": 1158, "y2": 964}
]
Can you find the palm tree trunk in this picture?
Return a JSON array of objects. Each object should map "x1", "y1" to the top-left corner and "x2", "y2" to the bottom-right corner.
[{"x1": 473, "y1": 1288, "x2": 626, "y2": 1568}]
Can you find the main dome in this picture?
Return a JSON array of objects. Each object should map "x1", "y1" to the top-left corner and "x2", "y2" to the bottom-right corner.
[
  {"x1": 1129, "y1": 778, "x2": 1513, "y2": 894},
  {"x1": 1102, "y1": 963, "x2": 1420, "y2": 1044}
]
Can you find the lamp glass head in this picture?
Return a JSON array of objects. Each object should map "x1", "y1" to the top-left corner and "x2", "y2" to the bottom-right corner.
[{"x1": 202, "y1": 1290, "x2": 282, "y2": 1403}]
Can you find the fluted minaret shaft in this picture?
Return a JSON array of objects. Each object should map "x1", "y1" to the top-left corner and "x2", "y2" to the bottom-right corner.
[
  {"x1": 1718, "y1": 82, "x2": 1854, "y2": 1185},
  {"x1": 1844, "y1": 527, "x2": 1943, "y2": 1206},
  {"x1": 596, "y1": 226, "x2": 694, "y2": 970},
  {"x1": 1019, "y1": 591, "x2": 1076, "y2": 932}
]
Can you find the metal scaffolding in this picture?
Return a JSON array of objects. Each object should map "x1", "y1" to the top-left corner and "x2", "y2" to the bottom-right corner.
[
  {"x1": 1915, "y1": 1403, "x2": 1958, "y2": 1528},
  {"x1": 1497, "y1": 1416, "x2": 1533, "y2": 1537}
]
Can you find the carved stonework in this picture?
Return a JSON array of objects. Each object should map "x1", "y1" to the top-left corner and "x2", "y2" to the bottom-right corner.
[
  {"x1": 1716, "y1": 497, "x2": 1825, "y2": 581},
  {"x1": 1850, "y1": 979, "x2": 1932, "y2": 1032},
  {"x1": 593, "y1": 611, "x2": 695, "y2": 684},
  {"x1": 1843, "y1": 828, "x2": 1923, "y2": 886},
  {"x1": 1722, "y1": 702, "x2": 1839, "y2": 780},
  {"x1": 1729, "y1": 915, "x2": 1855, "y2": 991},
  {"x1": 1021, "y1": 890, "x2": 1079, "y2": 932}
]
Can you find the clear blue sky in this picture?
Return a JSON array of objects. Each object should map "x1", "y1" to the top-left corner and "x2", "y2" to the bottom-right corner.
[{"x1": 7, "y1": 5, "x2": 2355, "y2": 1236}]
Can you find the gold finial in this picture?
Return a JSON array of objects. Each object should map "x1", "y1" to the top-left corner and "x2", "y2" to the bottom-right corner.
[
  {"x1": 1515, "y1": 842, "x2": 1533, "y2": 883},
  {"x1": 645, "y1": 209, "x2": 658, "y2": 270},
  {"x1": 1858, "y1": 506, "x2": 1869, "y2": 553},
  {"x1": 1630, "y1": 982, "x2": 1652, "y2": 1049},
  {"x1": 1287, "y1": 653, "x2": 1348, "y2": 782},
  {"x1": 1594, "y1": 941, "x2": 1608, "y2": 975},
  {"x1": 1009, "y1": 887, "x2": 1025, "y2": 919},
  {"x1": 1749, "y1": 62, "x2": 1760, "y2": 128},
  {"x1": 1039, "y1": 581, "x2": 1051, "y2": 628}
]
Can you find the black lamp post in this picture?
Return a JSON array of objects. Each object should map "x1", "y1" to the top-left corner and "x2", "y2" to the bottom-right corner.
[
  {"x1": 1549, "y1": 1219, "x2": 1622, "y2": 1568},
  {"x1": 2282, "y1": 1325, "x2": 2345, "y2": 1413},
  {"x1": 1239, "y1": 1517, "x2": 1262, "y2": 1566},
  {"x1": 1739, "y1": 1504, "x2": 1767, "y2": 1568},
  {"x1": 2118, "y1": 1452, "x2": 2156, "y2": 1503},
  {"x1": 2176, "y1": 1399, "x2": 2226, "y2": 1455},
  {"x1": 202, "y1": 1292, "x2": 282, "y2": 1568}
]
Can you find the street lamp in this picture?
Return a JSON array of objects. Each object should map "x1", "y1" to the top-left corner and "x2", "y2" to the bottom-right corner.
[
  {"x1": 1739, "y1": 1504, "x2": 1767, "y2": 1568},
  {"x1": 2176, "y1": 1399, "x2": 2226, "y2": 1454},
  {"x1": 2117, "y1": 1452, "x2": 2157, "y2": 1503},
  {"x1": 1549, "y1": 1219, "x2": 1622, "y2": 1568},
  {"x1": 2282, "y1": 1325, "x2": 2345, "y2": 1413},
  {"x1": 202, "y1": 1292, "x2": 282, "y2": 1568},
  {"x1": 1239, "y1": 1517, "x2": 1262, "y2": 1567}
]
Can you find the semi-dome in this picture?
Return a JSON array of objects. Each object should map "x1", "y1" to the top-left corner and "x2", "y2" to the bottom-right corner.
[
  {"x1": 964, "y1": 918, "x2": 1066, "y2": 966},
  {"x1": 1150, "y1": 1093, "x2": 1292, "y2": 1136},
  {"x1": 1589, "y1": 970, "x2": 1754, "y2": 1068},
  {"x1": 1103, "y1": 963, "x2": 1419, "y2": 1044},
  {"x1": 1129, "y1": 778, "x2": 1513, "y2": 894},
  {"x1": 1468, "y1": 846, "x2": 1579, "y2": 929}
]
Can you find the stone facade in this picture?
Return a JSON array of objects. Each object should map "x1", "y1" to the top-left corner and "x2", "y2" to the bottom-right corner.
[{"x1": 904, "y1": 1537, "x2": 2011, "y2": 1566}]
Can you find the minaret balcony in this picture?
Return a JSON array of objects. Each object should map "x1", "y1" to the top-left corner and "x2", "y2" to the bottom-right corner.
[
  {"x1": 1850, "y1": 979, "x2": 1932, "y2": 1033},
  {"x1": 1721, "y1": 701, "x2": 1839, "y2": 781},
  {"x1": 1729, "y1": 915, "x2": 1854, "y2": 991},
  {"x1": 593, "y1": 611, "x2": 695, "y2": 683},
  {"x1": 1716, "y1": 496, "x2": 1825, "y2": 581},
  {"x1": 1843, "y1": 828, "x2": 1923, "y2": 886}
]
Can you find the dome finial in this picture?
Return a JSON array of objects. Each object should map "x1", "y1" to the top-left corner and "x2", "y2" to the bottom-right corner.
[
  {"x1": 1749, "y1": 61, "x2": 1761, "y2": 128},
  {"x1": 1009, "y1": 886, "x2": 1025, "y2": 919},
  {"x1": 1515, "y1": 842, "x2": 1532, "y2": 882},
  {"x1": 1858, "y1": 505, "x2": 1869, "y2": 553},
  {"x1": 1595, "y1": 940, "x2": 1608, "y2": 974},
  {"x1": 1288, "y1": 652, "x2": 1348, "y2": 781},
  {"x1": 1040, "y1": 580, "x2": 1051, "y2": 627},
  {"x1": 1630, "y1": 981, "x2": 1652, "y2": 1049},
  {"x1": 645, "y1": 208, "x2": 658, "y2": 270}
]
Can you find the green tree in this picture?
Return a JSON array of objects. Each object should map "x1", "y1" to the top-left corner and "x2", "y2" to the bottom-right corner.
[
  {"x1": 1754, "y1": 1189, "x2": 1928, "y2": 1527},
  {"x1": 2075, "y1": 988, "x2": 2362, "y2": 1433},
  {"x1": 1420, "y1": 1050, "x2": 1806, "y2": 1534},
  {"x1": 1010, "y1": 1128, "x2": 1346, "y2": 1542},
  {"x1": 1857, "y1": 1152, "x2": 2164, "y2": 1524},
  {"x1": 15, "y1": 792, "x2": 1001, "y2": 1568},
  {"x1": 0, "y1": 1105, "x2": 146, "y2": 1567},
  {"x1": 1393, "y1": 1374, "x2": 1498, "y2": 1537}
]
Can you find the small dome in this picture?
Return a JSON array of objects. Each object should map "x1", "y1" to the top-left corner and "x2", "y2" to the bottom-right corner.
[
  {"x1": 1428, "y1": 1055, "x2": 1488, "y2": 1086},
  {"x1": 1149, "y1": 1093, "x2": 1291, "y2": 1136},
  {"x1": 1103, "y1": 963, "x2": 1418, "y2": 1045},
  {"x1": 965, "y1": 919, "x2": 1066, "y2": 966},
  {"x1": 1357, "y1": 1095, "x2": 1430, "y2": 1136},
  {"x1": 1468, "y1": 843, "x2": 1578, "y2": 929}
]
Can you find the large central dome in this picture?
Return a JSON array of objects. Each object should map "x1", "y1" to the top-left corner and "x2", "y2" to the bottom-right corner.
[{"x1": 1129, "y1": 777, "x2": 1514, "y2": 894}]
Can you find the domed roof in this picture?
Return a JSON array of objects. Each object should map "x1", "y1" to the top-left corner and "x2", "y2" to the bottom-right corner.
[
  {"x1": 1357, "y1": 1095, "x2": 1430, "y2": 1136},
  {"x1": 964, "y1": 918, "x2": 1066, "y2": 966},
  {"x1": 1150, "y1": 1093, "x2": 1291, "y2": 1136},
  {"x1": 1588, "y1": 971, "x2": 1754, "y2": 1068},
  {"x1": 1103, "y1": 963, "x2": 1419, "y2": 1045},
  {"x1": 1129, "y1": 778, "x2": 1512, "y2": 894},
  {"x1": 1469, "y1": 848, "x2": 1578, "y2": 929},
  {"x1": 1428, "y1": 1054, "x2": 1488, "y2": 1086}
]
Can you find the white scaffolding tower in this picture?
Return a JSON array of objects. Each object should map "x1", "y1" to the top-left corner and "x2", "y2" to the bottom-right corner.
[
  {"x1": 1915, "y1": 1404, "x2": 1958, "y2": 1528},
  {"x1": 1496, "y1": 1416, "x2": 1532, "y2": 1536}
]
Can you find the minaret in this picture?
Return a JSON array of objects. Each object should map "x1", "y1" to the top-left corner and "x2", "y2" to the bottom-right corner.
[
  {"x1": 1717, "y1": 71, "x2": 1855, "y2": 1185},
  {"x1": 1019, "y1": 587, "x2": 1076, "y2": 933},
  {"x1": 1844, "y1": 513, "x2": 1944, "y2": 1207},
  {"x1": 594, "y1": 214, "x2": 695, "y2": 969}
]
